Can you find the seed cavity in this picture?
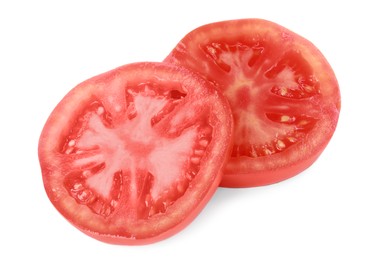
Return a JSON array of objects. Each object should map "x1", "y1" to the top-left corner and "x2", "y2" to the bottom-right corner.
[
  {"x1": 64, "y1": 170, "x2": 122, "y2": 218},
  {"x1": 126, "y1": 102, "x2": 137, "y2": 119},
  {"x1": 201, "y1": 42, "x2": 260, "y2": 73},
  {"x1": 131, "y1": 124, "x2": 212, "y2": 219},
  {"x1": 231, "y1": 130, "x2": 306, "y2": 158}
]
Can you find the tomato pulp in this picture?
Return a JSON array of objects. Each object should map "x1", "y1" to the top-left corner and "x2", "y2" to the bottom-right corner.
[
  {"x1": 165, "y1": 19, "x2": 341, "y2": 187},
  {"x1": 38, "y1": 62, "x2": 233, "y2": 244}
]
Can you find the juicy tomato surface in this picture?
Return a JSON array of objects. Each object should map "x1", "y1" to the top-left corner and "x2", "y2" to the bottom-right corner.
[
  {"x1": 165, "y1": 19, "x2": 341, "y2": 187},
  {"x1": 38, "y1": 62, "x2": 233, "y2": 245}
]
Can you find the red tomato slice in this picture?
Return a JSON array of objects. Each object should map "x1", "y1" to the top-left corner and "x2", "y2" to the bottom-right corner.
[
  {"x1": 165, "y1": 19, "x2": 341, "y2": 187},
  {"x1": 38, "y1": 62, "x2": 233, "y2": 245}
]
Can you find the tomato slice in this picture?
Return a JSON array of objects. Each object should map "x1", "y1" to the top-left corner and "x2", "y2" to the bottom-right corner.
[
  {"x1": 38, "y1": 62, "x2": 233, "y2": 244},
  {"x1": 165, "y1": 19, "x2": 341, "y2": 187}
]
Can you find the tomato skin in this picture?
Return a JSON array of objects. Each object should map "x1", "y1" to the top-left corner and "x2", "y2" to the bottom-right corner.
[
  {"x1": 165, "y1": 19, "x2": 341, "y2": 187},
  {"x1": 38, "y1": 62, "x2": 233, "y2": 245},
  {"x1": 222, "y1": 137, "x2": 334, "y2": 188}
]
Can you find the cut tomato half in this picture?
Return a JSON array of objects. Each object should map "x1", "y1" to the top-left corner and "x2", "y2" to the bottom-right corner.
[
  {"x1": 38, "y1": 62, "x2": 233, "y2": 244},
  {"x1": 165, "y1": 19, "x2": 341, "y2": 187}
]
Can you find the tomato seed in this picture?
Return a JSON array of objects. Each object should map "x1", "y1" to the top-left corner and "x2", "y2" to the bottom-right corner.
[
  {"x1": 64, "y1": 147, "x2": 74, "y2": 154},
  {"x1": 287, "y1": 136, "x2": 297, "y2": 143},
  {"x1": 199, "y1": 139, "x2": 209, "y2": 147},
  {"x1": 280, "y1": 87, "x2": 288, "y2": 96},
  {"x1": 148, "y1": 207, "x2": 156, "y2": 217},
  {"x1": 298, "y1": 120, "x2": 309, "y2": 126},
  {"x1": 96, "y1": 106, "x2": 105, "y2": 115},
  {"x1": 101, "y1": 205, "x2": 112, "y2": 216},
  {"x1": 161, "y1": 202, "x2": 168, "y2": 213},
  {"x1": 250, "y1": 146, "x2": 258, "y2": 158},
  {"x1": 110, "y1": 199, "x2": 118, "y2": 208},
  {"x1": 194, "y1": 149, "x2": 205, "y2": 156},
  {"x1": 190, "y1": 157, "x2": 200, "y2": 165},
  {"x1": 276, "y1": 140, "x2": 286, "y2": 150},
  {"x1": 280, "y1": 115, "x2": 291, "y2": 123},
  {"x1": 303, "y1": 84, "x2": 315, "y2": 93},
  {"x1": 72, "y1": 183, "x2": 83, "y2": 191},
  {"x1": 82, "y1": 170, "x2": 91, "y2": 177},
  {"x1": 77, "y1": 189, "x2": 92, "y2": 202},
  {"x1": 185, "y1": 171, "x2": 196, "y2": 181},
  {"x1": 263, "y1": 148, "x2": 272, "y2": 155}
]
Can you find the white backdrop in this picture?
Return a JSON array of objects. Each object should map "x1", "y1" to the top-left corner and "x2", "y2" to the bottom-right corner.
[{"x1": 1, "y1": 0, "x2": 377, "y2": 259}]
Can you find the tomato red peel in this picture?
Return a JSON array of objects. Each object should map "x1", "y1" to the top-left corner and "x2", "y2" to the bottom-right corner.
[
  {"x1": 38, "y1": 62, "x2": 233, "y2": 244},
  {"x1": 164, "y1": 19, "x2": 341, "y2": 187}
]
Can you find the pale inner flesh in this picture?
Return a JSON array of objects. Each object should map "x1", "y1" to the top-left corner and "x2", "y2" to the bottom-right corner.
[{"x1": 63, "y1": 89, "x2": 212, "y2": 218}]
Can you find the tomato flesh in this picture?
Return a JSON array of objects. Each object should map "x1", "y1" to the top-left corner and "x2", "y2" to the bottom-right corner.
[
  {"x1": 38, "y1": 62, "x2": 233, "y2": 244},
  {"x1": 165, "y1": 19, "x2": 341, "y2": 187}
]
